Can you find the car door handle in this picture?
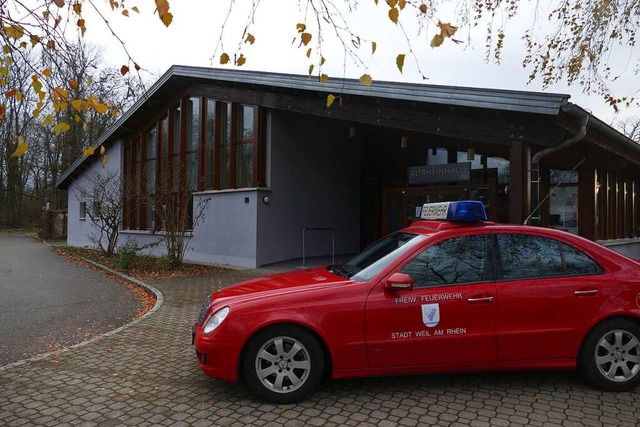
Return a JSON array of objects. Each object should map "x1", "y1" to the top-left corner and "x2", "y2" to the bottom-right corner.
[
  {"x1": 574, "y1": 289, "x2": 599, "y2": 297},
  {"x1": 467, "y1": 296, "x2": 494, "y2": 303}
]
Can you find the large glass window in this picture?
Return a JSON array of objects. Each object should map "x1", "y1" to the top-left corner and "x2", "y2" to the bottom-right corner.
[
  {"x1": 401, "y1": 235, "x2": 491, "y2": 287},
  {"x1": 122, "y1": 97, "x2": 262, "y2": 231},
  {"x1": 236, "y1": 105, "x2": 254, "y2": 187}
]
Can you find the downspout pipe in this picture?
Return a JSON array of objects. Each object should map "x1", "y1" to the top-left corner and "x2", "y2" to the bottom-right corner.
[{"x1": 526, "y1": 104, "x2": 590, "y2": 225}]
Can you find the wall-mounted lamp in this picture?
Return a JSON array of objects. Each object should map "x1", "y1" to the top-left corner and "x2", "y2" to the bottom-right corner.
[
  {"x1": 400, "y1": 136, "x2": 409, "y2": 149},
  {"x1": 466, "y1": 147, "x2": 475, "y2": 161},
  {"x1": 349, "y1": 126, "x2": 356, "y2": 138},
  {"x1": 262, "y1": 195, "x2": 271, "y2": 204}
]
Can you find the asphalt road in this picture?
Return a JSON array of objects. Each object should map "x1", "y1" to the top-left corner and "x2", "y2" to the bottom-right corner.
[{"x1": 0, "y1": 234, "x2": 143, "y2": 366}]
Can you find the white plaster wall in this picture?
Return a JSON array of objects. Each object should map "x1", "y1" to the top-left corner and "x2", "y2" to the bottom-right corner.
[
  {"x1": 67, "y1": 140, "x2": 123, "y2": 248},
  {"x1": 256, "y1": 110, "x2": 361, "y2": 266},
  {"x1": 187, "y1": 190, "x2": 258, "y2": 268}
]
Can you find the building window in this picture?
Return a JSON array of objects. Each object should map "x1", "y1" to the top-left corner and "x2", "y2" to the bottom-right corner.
[
  {"x1": 122, "y1": 97, "x2": 263, "y2": 231},
  {"x1": 78, "y1": 200, "x2": 87, "y2": 219}
]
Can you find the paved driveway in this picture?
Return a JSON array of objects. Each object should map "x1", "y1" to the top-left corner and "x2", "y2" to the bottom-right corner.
[
  {"x1": 0, "y1": 234, "x2": 143, "y2": 366},
  {"x1": 1, "y1": 267, "x2": 639, "y2": 426}
]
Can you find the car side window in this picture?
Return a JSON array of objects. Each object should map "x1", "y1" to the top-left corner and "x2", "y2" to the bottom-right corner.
[
  {"x1": 497, "y1": 234, "x2": 564, "y2": 280},
  {"x1": 560, "y1": 242, "x2": 604, "y2": 275},
  {"x1": 401, "y1": 235, "x2": 490, "y2": 288}
]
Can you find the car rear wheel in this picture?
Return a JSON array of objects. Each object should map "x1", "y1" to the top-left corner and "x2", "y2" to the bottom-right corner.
[
  {"x1": 580, "y1": 319, "x2": 640, "y2": 391},
  {"x1": 243, "y1": 325, "x2": 324, "y2": 403}
]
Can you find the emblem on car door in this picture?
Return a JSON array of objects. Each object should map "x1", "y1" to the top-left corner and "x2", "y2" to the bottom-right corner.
[{"x1": 421, "y1": 303, "x2": 440, "y2": 327}]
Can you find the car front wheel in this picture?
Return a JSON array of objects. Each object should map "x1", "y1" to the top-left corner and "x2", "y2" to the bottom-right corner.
[
  {"x1": 580, "y1": 319, "x2": 640, "y2": 391},
  {"x1": 243, "y1": 325, "x2": 325, "y2": 403}
]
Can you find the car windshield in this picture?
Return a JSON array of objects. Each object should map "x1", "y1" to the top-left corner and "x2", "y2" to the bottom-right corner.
[{"x1": 328, "y1": 232, "x2": 425, "y2": 281}]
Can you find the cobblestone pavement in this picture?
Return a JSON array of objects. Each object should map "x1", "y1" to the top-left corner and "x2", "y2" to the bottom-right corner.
[{"x1": 1, "y1": 267, "x2": 639, "y2": 426}]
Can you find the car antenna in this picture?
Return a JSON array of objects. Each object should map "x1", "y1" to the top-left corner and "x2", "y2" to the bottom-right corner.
[{"x1": 523, "y1": 156, "x2": 586, "y2": 226}]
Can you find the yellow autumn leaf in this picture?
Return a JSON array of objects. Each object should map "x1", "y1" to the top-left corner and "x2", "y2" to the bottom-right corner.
[
  {"x1": 16, "y1": 92, "x2": 24, "y2": 101},
  {"x1": 54, "y1": 0, "x2": 65, "y2": 6},
  {"x1": 122, "y1": 9, "x2": 129, "y2": 17},
  {"x1": 419, "y1": 4, "x2": 428, "y2": 13},
  {"x1": 32, "y1": 79, "x2": 43, "y2": 94},
  {"x1": 301, "y1": 33, "x2": 312, "y2": 46},
  {"x1": 87, "y1": 75, "x2": 93, "y2": 85},
  {"x1": 308, "y1": 64, "x2": 315, "y2": 77},
  {"x1": 10, "y1": 136, "x2": 28, "y2": 157},
  {"x1": 30, "y1": 35, "x2": 40, "y2": 46},
  {"x1": 38, "y1": 91, "x2": 45, "y2": 101},
  {"x1": 155, "y1": 0, "x2": 169, "y2": 15},
  {"x1": 396, "y1": 54, "x2": 405, "y2": 73},
  {"x1": 73, "y1": 2, "x2": 81, "y2": 14},
  {"x1": 5, "y1": 88, "x2": 17, "y2": 98},
  {"x1": 220, "y1": 53, "x2": 230, "y2": 65},
  {"x1": 160, "y1": 12, "x2": 173, "y2": 27},
  {"x1": 32, "y1": 109, "x2": 40, "y2": 118},
  {"x1": 296, "y1": 23, "x2": 306, "y2": 33},
  {"x1": 71, "y1": 99, "x2": 84, "y2": 111},
  {"x1": 100, "y1": 145, "x2": 106, "y2": 154},
  {"x1": 132, "y1": 6, "x2": 139, "y2": 13},
  {"x1": 320, "y1": 56, "x2": 326, "y2": 66},
  {"x1": 371, "y1": 41, "x2": 377, "y2": 55},
  {"x1": 53, "y1": 122, "x2": 71, "y2": 135},
  {"x1": 320, "y1": 74, "x2": 328, "y2": 83},
  {"x1": 245, "y1": 33, "x2": 255, "y2": 44},
  {"x1": 388, "y1": 8, "x2": 399, "y2": 24},
  {"x1": 359, "y1": 74, "x2": 373, "y2": 86},
  {"x1": 83, "y1": 146, "x2": 95, "y2": 156},
  {"x1": 43, "y1": 68, "x2": 52, "y2": 77},
  {"x1": 387, "y1": 0, "x2": 398, "y2": 7},
  {"x1": 327, "y1": 94, "x2": 336, "y2": 108},
  {"x1": 438, "y1": 21, "x2": 458, "y2": 38},
  {"x1": 306, "y1": 48, "x2": 312, "y2": 58},
  {"x1": 94, "y1": 103, "x2": 108, "y2": 114},
  {"x1": 102, "y1": 153, "x2": 110, "y2": 167},
  {"x1": 236, "y1": 54, "x2": 246, "y2": 66},
  {"x1": 399, "y1": 0, "x2": 406, "y2": 9},
  {"x1": 5, "y1": 25, "x2": 24, "y2": 40},
  {"x1": 42, "y1": 114, "x2": 54, "y2": 126},
  {"x1": 0, "y1": 67, "x2": 8, "y2": 76},
  {"x1": 431, "y1": 33, "x2": 444, "y2": 47}
]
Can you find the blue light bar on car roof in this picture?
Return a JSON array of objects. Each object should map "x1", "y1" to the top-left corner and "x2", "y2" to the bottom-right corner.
[{"x1": 421, "y1": 201, "x2": 487, "y2": 222}]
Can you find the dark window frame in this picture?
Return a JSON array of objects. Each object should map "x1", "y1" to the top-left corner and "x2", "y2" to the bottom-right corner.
[{"x1": 121, "y1": 97, "x2": 263, "y2": 232}]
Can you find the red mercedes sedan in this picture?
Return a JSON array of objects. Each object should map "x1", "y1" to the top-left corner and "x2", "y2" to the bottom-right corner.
[{"x1": 193, "y1": 201, "x2": 640, "y2": 403}]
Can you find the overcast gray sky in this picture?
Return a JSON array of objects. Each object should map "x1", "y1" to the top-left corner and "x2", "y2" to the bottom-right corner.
[{"x1": 84, "y1": 1, "x2": 639, "y2": 131}]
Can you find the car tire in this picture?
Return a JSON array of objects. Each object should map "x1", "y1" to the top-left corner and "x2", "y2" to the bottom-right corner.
[
  {"x1": 243, "y1": 325, "x2": 325, "y2": 404},
  {"x1": 579, "y1": 318, "x2": 640, "y2": 391}
]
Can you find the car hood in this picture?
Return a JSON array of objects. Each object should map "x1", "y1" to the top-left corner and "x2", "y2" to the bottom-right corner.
[{"x1": 210, "y1": 267, "x2": 349, "y2": 305}]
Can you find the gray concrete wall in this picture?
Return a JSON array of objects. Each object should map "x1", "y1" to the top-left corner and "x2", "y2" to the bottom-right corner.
[
  {"x1": 256, "y1": 110, "x2": 361, "y2": 266},
  {"x1": 67, "y1": 140, "x2": 123, "y2": 248}
]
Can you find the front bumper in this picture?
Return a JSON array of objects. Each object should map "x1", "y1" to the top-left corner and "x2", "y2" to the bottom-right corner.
[{"x1": 193, "y1": 322, "x2": 242, "y2": 383}]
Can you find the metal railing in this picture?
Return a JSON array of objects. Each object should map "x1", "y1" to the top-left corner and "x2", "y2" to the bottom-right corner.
[{"x1": 302, "y1": 227, "x2": 335, "y2": 268}]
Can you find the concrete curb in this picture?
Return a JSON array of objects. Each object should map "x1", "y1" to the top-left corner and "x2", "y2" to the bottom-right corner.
[{"x1": 0, "y1": 240, "x2": 164, "y2": 371}]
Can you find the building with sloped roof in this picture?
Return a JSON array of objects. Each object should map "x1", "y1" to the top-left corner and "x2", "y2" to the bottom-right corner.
[{"x1": 56, "y1": 66, "x2": 640, "y2": 267}]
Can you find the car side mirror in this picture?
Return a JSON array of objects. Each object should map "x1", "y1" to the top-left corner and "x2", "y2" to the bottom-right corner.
[{"x1": 385, "y1": 272, "x2": 413, "y2": 291}]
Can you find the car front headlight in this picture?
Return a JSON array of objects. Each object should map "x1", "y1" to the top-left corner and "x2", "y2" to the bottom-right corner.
[{"x1": 203, "y1": 306, "x2": 230, "y2": 334}]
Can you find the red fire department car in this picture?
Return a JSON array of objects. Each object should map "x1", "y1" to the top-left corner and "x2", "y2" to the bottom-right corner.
[{"x1": 193, "y1": 201, "x2": 640, "y2": 403}]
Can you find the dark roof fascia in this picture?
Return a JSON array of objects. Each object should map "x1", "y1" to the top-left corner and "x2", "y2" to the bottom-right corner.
[
  {"x1": 57, "y1": 65, "x2": 572, "y2": 189},
  {"x1": 172, "y1": 66, "x2": 570, "y2": 115},
  {"x1": 563, "y1": 103, "x2": 640, "y2": 157}
]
